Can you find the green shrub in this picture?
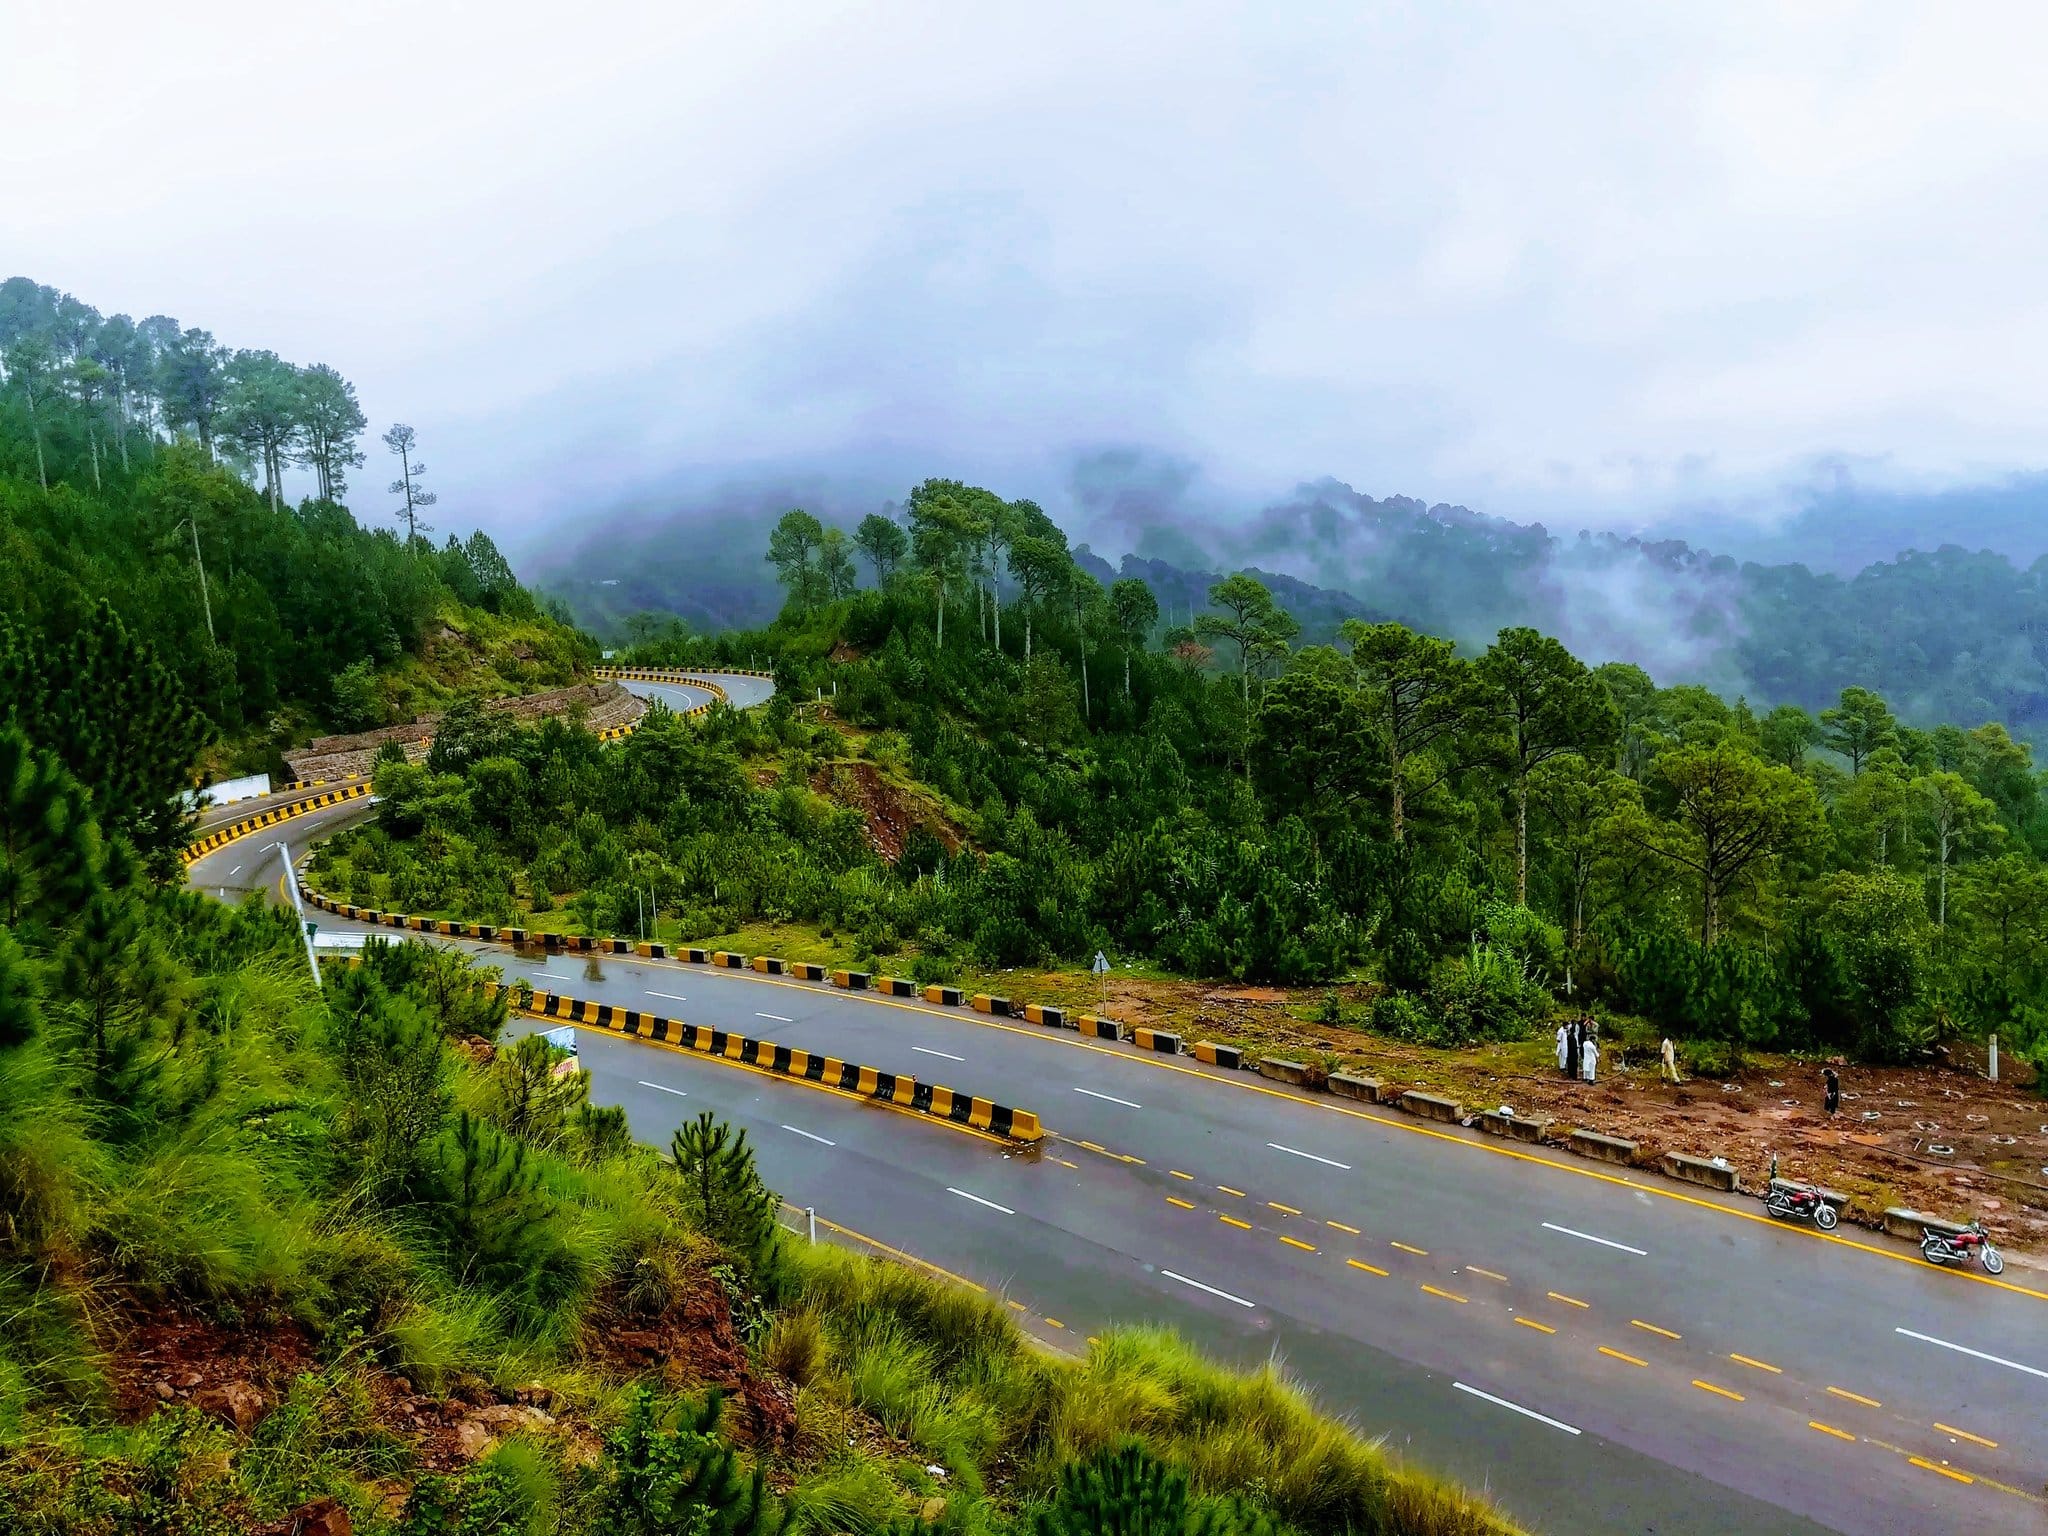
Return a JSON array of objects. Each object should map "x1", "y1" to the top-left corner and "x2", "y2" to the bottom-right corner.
[{"x1": 1427, "y1": 944, "x2": 1552, "y2": 1045}]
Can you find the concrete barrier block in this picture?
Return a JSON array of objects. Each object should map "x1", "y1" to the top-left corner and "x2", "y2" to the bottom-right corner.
[
  {"x1": 1663, "y1": 1152, "x2": 1739, "y2": 1192},
  {"x1": 1884, "y1": 1207, "x2": 1969, "y2": 1241},
  {"x1": 1022, "y1": 1002, "x2": 1067, "y2": 1027},
  {"x1": 1078, "y1": 1014, "x2": 1123, "y2": 1041},
  {"x1": 1569, "y1": 1129, "x2": 1639, "y2": 1165},
  {"x1": 1131, "y1": 1027, "x2": 1181, "y2": 1053},
  {"x1": 1478, "y1": 1110, "x2": 1553, "y2": 1142},
  {"x1": 751, "y1": 955, "x2": 785, "y2": 975},
  {"x1": 876, "y1": 976, "x2": 916, "y2": 996},
  {"x1": 791, "y1": 962, "x2": 826, "y2": 981},
  {"x1": 1400, "y1": 1091, "x2": 1462, "y2": 1123},
  {"x1": 970, "y1": 993, "x2": 1010, "y2": 1016},
  {"x1": 924, "y1": 985, "x2": 964, "y2": 1006},
  {"x1": 1769, "y1": 1178, "x2": 1848, "y2": 1211},
  {"x1": 833, "y1": 970, "x2": 870, "y2": 990},
  {"x1": 1257, "y1": 1057, "x2": 1310, "y2": 1086},
  {"x1": 1328, "y1": 1073, "x2": 1382, "y2": 1103},
  {"x1": 684, "y1": 947, "x2": 709, "y2": 964},
  {"x1": 712, "y1": 951, "x2": 744, "y2": 968},
  {"x1": 1192, "y1": 1041, "x2": 1243, "y2": 1069}
]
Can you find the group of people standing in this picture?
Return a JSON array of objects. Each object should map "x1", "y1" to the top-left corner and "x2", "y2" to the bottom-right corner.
[{"x1": 1556, "y1": 1017, "x2": 1600, "y2": 1082}]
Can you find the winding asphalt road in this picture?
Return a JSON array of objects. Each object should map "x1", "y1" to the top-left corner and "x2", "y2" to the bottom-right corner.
[{"x1": 186, "y1": 673, "x2": 2048, "y2": 1536}]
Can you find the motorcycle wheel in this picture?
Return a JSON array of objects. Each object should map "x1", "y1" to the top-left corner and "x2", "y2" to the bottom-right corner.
[
  {"x1": 1922, "y1": 1244, "x2": 1945, "y2": 1266},
  {"x1": 1983, "y1": 1246, "x2": 2004, "y2": 1275},
  {"x1": 1815, "y1": 1203, "x2": 1838, "y2": 1231}
]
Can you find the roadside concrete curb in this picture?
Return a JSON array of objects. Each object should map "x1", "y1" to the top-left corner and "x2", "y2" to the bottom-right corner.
[{"x1": 503, "y1": 983, "x2": 1042, "y2": 1142}]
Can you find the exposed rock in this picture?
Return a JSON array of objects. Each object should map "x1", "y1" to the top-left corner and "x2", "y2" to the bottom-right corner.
[
  {"x1": 288, "y1": 1497, "x2": 352, "y2": 1536},
  {"x1": 454, "y1": 1419, "x2": 496, "y2": 1461},
  {"x1": 920, "y1": 1496, "x2": 948, "y2": 1522},
  {"x1": 197, "y1": 1379, "x2": 269, "y2": 1435}
]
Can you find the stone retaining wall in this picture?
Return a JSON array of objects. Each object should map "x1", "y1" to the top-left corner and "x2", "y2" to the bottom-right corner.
[{"x1": 287, "y1": 682, "x2": 645, "y2": 780}]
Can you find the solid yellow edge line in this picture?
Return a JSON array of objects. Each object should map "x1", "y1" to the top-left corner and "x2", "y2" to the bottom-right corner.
[
  {"x1": 813, "y1": 1214, "x2": 986, "y2": 1293},
  {"x1": 576, "y1": 963, "x2": 2048, "y2": 1306},
  {"x1": 275, "y1": 828, "x2": 2048, "y2": 1308}
]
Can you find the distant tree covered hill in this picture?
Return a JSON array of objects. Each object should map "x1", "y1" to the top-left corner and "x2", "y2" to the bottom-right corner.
[
  {"x1": 0, "y1": 275, "x2": 589, "y2": 806},
  {"x1": 538, "y1": 477, "x2": 2048, "y2": 739}
]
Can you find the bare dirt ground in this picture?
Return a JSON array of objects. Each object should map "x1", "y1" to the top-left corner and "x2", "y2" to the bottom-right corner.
[{"x1": 971, "y1": 965, "x2": 2048, "y2": 1256}]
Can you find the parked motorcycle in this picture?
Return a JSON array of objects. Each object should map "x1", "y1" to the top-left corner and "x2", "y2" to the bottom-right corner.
[
  {"x1": 1921, "y1": 1219, "x2": 2005, "y2": 1275},
  {"x1": 1763, "y1": 1180, "x2": 1839, "y2": 1231}
]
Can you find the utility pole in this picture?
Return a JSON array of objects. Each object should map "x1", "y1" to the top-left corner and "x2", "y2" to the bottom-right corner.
[{"x1": 179, "y1": 517, "x2": 215, "y2": 644}]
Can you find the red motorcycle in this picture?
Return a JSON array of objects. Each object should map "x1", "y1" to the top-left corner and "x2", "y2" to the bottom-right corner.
[
  {"x1": 1921, "y1": 1219, "x2": 2004, "y2": 1276},
  {"x1": 1763, "y1": 1180, "x2": 1838, "y2": 1231}
]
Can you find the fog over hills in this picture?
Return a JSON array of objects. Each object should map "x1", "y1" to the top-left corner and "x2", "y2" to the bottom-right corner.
[{"x1": 531, "y1": 466, "x2": 2048, "y2": 739}]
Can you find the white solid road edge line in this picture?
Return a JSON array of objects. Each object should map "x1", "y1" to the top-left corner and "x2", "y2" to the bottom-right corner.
[
  {"x1": 1454, "y1": 1382, "x2": 1582, "y2": 1435},
  {"x1": 638, "y1": 1081, "x2": 689, "y2": 1098},
  {"x1": 947, "y1": 1187, "x2": 1016, "y2": 1215},
  {"x1": 1895, "y1": 1326, "x2": 2048, "y2": 1381},
  {"x1": 1160, "y1": 1269, "x2": 1256, "y2": 1308},
  {"x1": 1268, "y1": 1142, "x2": 1353, "y2": 1170},
  {"x1": 1074, "y1": 1086, "x2": 1142, "y2": 1109},
  {"x1": 1542, "y1": 1221, "x2": 1648, "y2": 1257},
  {"x1": 782, "y1": 1124, "x2": 837, "y2": 1147}
]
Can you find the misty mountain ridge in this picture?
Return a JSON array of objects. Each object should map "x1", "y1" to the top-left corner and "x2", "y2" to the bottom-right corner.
[{"x1": 536, "y1": 475, "x2": 2048, "y2": 739}]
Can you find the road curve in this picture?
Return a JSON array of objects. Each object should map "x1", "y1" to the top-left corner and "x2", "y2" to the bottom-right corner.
[{"x1": 182, "y1": 717, "x2": 2047, "y2": 1536}]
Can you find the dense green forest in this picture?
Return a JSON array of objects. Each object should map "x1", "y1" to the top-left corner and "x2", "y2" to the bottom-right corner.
[
  {"x1": 538, "y1": 478, "x2": 2048, "y2": 743},
  {"x1": 3, "y1": 729, "x2": 1506, "y2": 1533},
  {"x1": 329, "y1": 484, "x2": 2048, "y2": 1081},
  {"x1": 0, "y1": 276, "x2": 589, "y2": 821}
]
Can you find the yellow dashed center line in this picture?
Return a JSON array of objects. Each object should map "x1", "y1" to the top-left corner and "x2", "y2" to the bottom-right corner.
[
  {"x1": 1729, "y1": 1353, "x2": 1782, "y2": 1375},
  {"x1": 1049, "y1": 1156, "x2": 1079, "y2": 1170},
  {"x1": 1347, "y1": 1258, "x2": 1389, "y2": 1277},
  {"x1": 1169, "y1": 1169, "x2": 1193, "y2": 1180},
  {"x1": 1692, "y1": 1379, "x2": 1745, "y2": 1403},
  {"x1": 1326, "y1": 1220, "x2": 1361, "y2": 1235},
  {"x1": 1268, "y1": 1201, "x2": 1303, "y2": 1216},
  {"x1": 1078, "y1": 1140, "x2": 1108, "y2": 1155},
  {"x1": 1547, "y1": 1290, "x2": 1589, "y2": 1309},
  {"x1": 1935, "y1": 1423, "x2": 1999, "y2": 1450},
  {"x1": 1807, "y1": 1420, "x2": 1856, "y2": 1443},
  {"x1": 1220, "y1": 1214, "x2": 1253, "y2": 1230},
  {"x1": 1167, "y1": 1196, "x2": 1197, "y2": 1210},
  {"x1": 1599, "y1": 1346, "x2": 1647, "y2": 1367},
  {"x1": 1004, "y1": 1299, "x2": 1027, "y2": 1312},
  {"x1": 1465, "y1": 1265, "x2": 1508, "y2": 1283},
  {"x1": 1827, "y1": 1386, "x2": 1881, "y2": 1409},
  {"x1": 1281, "y1": 1235, "x2": 1318, "y2": 1253},
  {"x1": 1630, "y1": 1320, "x2": 1682, "y2": 1341},
  {"x1": 1043, "y1": 1318, "x2": 1066, "y2": 1330},
  {"x1": 1514, "y1": 1316, "x2": 1556, "y2": 1334},
  {"x1": 1909, "y1": 1457, "x2": 1975, "y2": 1486},
  {"x1": 1218, "y1": 1185, "x2": 1247, "y2": 1198},
  {"x1": 1420, "y1": 1284, "x2": 1468, "y2": 1304},
  {"x1": 1391, "y1": 1241, "x2": 1429, "y2": 1257}
]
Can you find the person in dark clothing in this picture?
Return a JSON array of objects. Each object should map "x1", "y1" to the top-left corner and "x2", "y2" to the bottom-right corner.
[
  {"x1": 1567, "y1": 1020, "x2": 1583, "y2": 1084},
  {"x1": 1822, "y1": 1067, "x2": 1841, "y2": 1117}
]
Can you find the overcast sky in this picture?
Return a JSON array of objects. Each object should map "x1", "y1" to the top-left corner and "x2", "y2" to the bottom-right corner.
[{"x1": 9, "y1": 2, "x2": 2046, "y2": 547}]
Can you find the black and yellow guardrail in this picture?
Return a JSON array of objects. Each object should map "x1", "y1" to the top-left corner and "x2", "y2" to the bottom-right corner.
[
  {"x1": 297, "y1": 886, "x2": 1258, "y2": 1080},
  {"x1": 182, "y1": 782, "x2": 373, "y2": 867},
  {"x1": 501, "y1": 984, "x2": 1042, "y2": 1142}
]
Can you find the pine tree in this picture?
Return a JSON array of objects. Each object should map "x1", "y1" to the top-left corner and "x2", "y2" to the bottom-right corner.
[
  {"x1": 669, "y1": 1112, "x2": 778, "y2": 1274},
  {"x1": 593, "y1": 1386, "x2": 772, "y2": 1536},
  {"x1": 0, "y1": 727, "x2": 106, "y2": 932},
  {"x1": 1034, "y1": 1441, "x2": 1283, "y2": 1536}
]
